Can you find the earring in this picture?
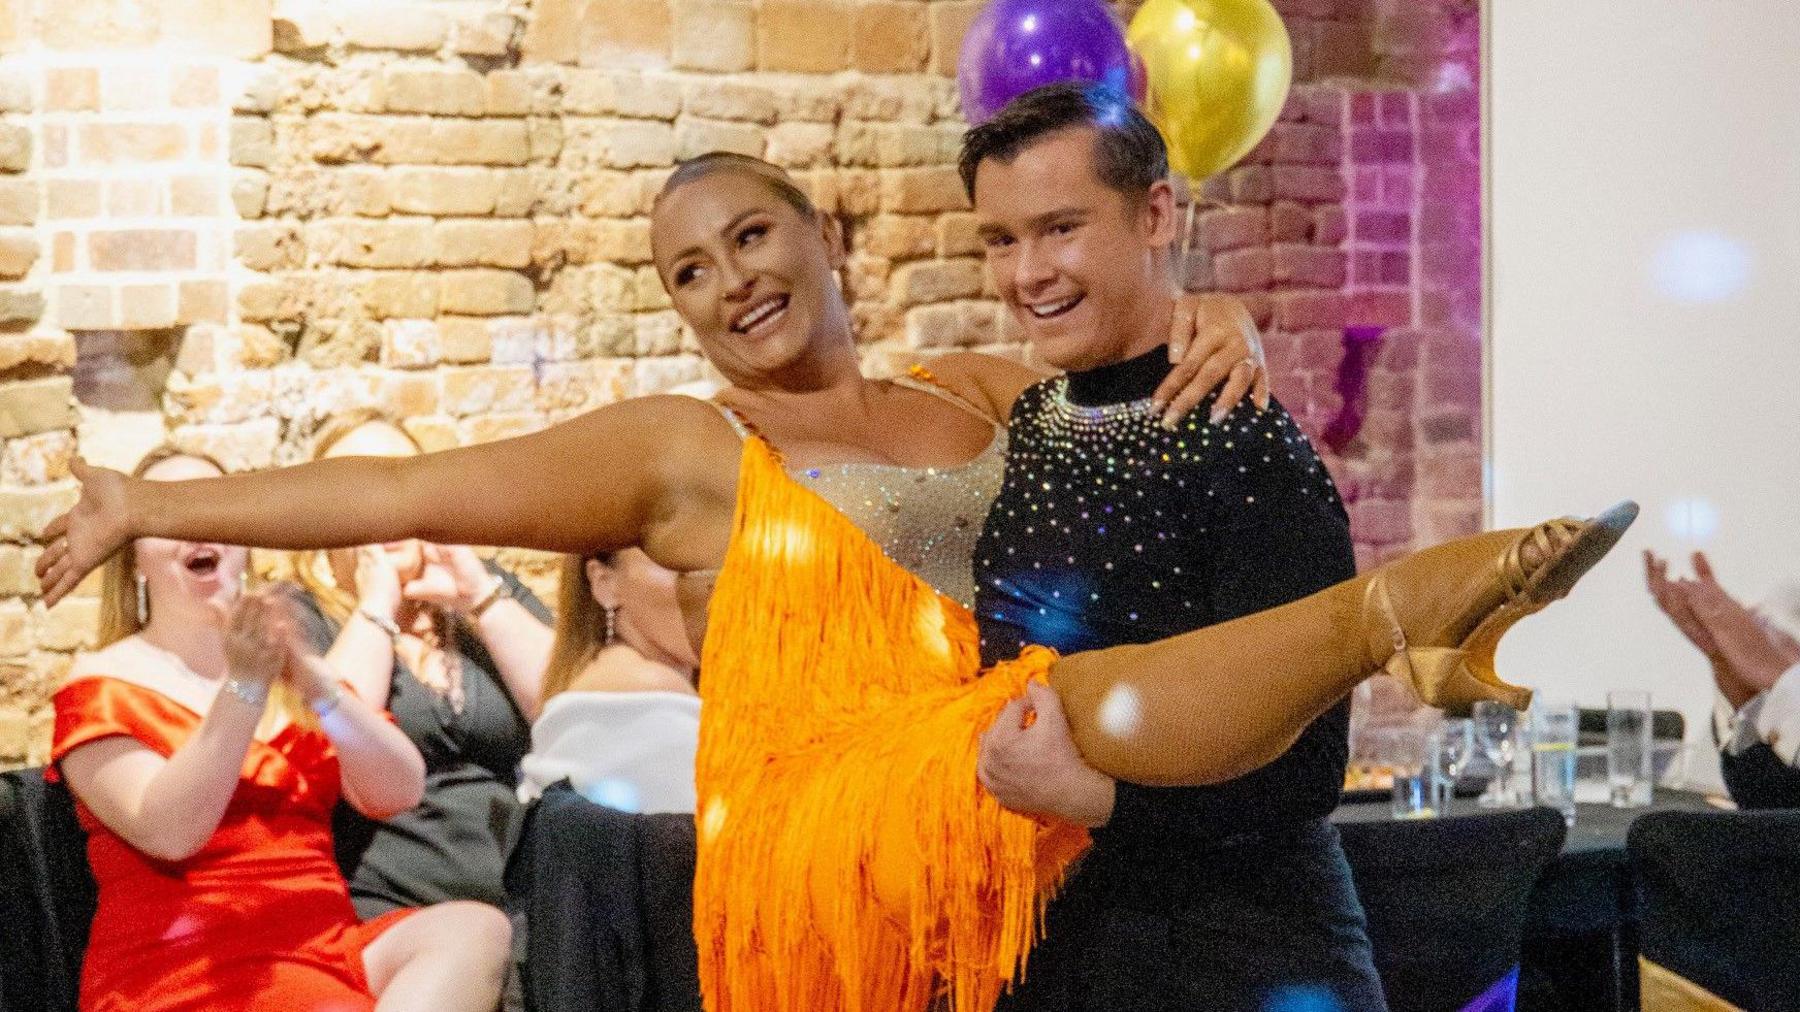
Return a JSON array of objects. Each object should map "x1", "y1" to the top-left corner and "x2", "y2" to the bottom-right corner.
[
  {"x1": 135, "y1": 574, "x2": 149, "y2": 625},
  {"x1": 603, "y1": 605, "x2": 618, "y2": 645}
]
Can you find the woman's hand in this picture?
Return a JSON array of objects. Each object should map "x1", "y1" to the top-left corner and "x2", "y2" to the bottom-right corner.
[
  {"x1": 36, "y1": 460, "x2": 137, "y2": 606},
  {"x1": 1152, "y1": 292, "x2": 1271, "y2": 430},
  {"x1": 354, "y1": 545, "x2": 402, "y2": 620},
  {"x1": 219, "y1": 591, "x2": 291, "y2": 693},
  {"x1": 402, "y1": 544, "x2": 498, "y2": 613}
]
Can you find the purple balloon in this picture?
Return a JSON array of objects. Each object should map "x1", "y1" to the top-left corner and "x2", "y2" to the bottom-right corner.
[{"x1": 957, "y1": 0, "x2": 1138, "y2": 125}]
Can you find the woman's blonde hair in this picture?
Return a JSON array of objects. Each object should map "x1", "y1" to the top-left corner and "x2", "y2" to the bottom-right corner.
[
  {"x1": 541, "y1": 553, "x2": 610, "y2": 703},
  {"x1": 98, "y1": 446, "x2": 311, "y2": 731}
]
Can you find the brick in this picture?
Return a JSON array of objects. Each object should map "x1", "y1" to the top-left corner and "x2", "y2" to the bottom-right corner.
[
  {"x1": 1274, "y1": 291, "x2": 1345, "y2": 332},
  {"x1": 759, "y1": 0, "x2": 850, "y2": 73},
  {"x1": 440, "y1": 270, "x2": 534, "y2": 316},
  {"x1": 0, "y1": 287, "x2": 42, "y2": 325},
  {"x1": 229, "y1": 116, "x2": 274, "y2": 168},
  {"x1": 1212, "y1": 248, "x2": 1271, "y2": 291},
  {"x1": 172, "y1": 418, "x2": 281, "y2": 472},
  {"x1": 563, "y1": 70, "x2": 682, "y2": 119},
  {"x1": 929, "y1": 1, "x2": 983, "y2": 76},
  {"x1": 161, "y1": 0, "x2": 273, "y2": 58},
  {"x1": 433, "y1": 219, "x2": 534, "y2": 268},
  {"x1": 765, "y1": 122, "x2": 836, "y2": 168},
  {"x1": 1350, "y1": 500, "x2": 1413, "y2": 545},
  {"x1": 0, "y1": 179, "x2": 34, "y2": 224},
  {"x1": 578, "y1": 0, "x2": 672, "y2": 69},
  {"x1": 484, "y1": 72, "x2": 536, "y2": 117},
  {"x1": 55, "y1": 284, "x2": 111, "y2": 328},
  {"x1": 432, "y1": 120, "x2": 534, "y2": 166},
  {"x1": 390, "y1": 168, "x2": 499, "y2": 215},
  {"x1": 104, "y1": 178, "x2": 158, "y2": 216},
  {"x1": 519, "y1": 0, "x2": 581, "y2": 63},
  {"x1": 360, "y1": 272, "x2": 440, "y2": 319},
  {"x1": 602, "y1": 121, "x2": 676, "y2": 169},
  {"x1": 863, "y1": 216, "x2": 937, "y2": 260},
  {"x1": 852, "y1": 1, "x2": 928, "y2": 73},
  {"x1": 0, "y1": 334, "x2": 74, "y2": 376},
  {"x1": 234, "y1": 224, "x2": 297, "y2": 272},
  {"x1": 438, "y1": 317, "x2": 493, "y2": 363},
  {"x1": 1273, "y1": 123, "x2": 1342, "y2": 165},
  {"x1": 879, "y1": 168, "x2": 968, "y2": 214},
  {"x1": 1197, "y1": 207, "x2": 1268, "y2": 252},
  {"x1": 272, "y1": 3, "x2": 331, "y2": 53},
  {"x1": 177, "y1": 280, "x2": 228, "y2": 325},
  {"x1": 1314, "y1": 205, "x2": 1347, "y2": 246},
  {"x1": 0, "y1": 484, "x2": 78, "y2": 541},
  {"x1": 46, "y1": 67, "x2": 99, "y2": 111},
  {"x1": 380, "y1": 319, "x2": 440, "y2": 368},
  {"x1": 586, "y1": 220, "x2": 652, "y2": 264},
  {"x1": 345, "y1": 6, "x2": 448, "y2": 52},
  {"x1": 100, "y1": 65, "x2": 164, "y2": 112},
  {"x1": 229, "y1": 171, "x2": 269, "y2": 218},
  {"x1": 0, "y1": 544, "x2": 40, "y2": 596},
  {"x1": 0, "y1": 229, "x2": 34, "y2": 279},
  {"x1": 1272, "y1": 166, "x2": 1346, "y2": 204},
  {"x1": 1271, "y1": 244, "x2": 1346, "y2": 288},
  {"x1": 1349, "y1": 291, "x2": 1413, "y2": 328},
  {"x1": 1354, "y1": 210, "x2": 1411, "y2": 245},
  {"x1": 452, "y1": 12, "x2": 518, "y2": 56},
  {"x1": 889, "y1": 258, "x2": 982, "y2": 307},
  {"x1": 682, "y1": 80, "x2": 778, "y2": 125},
  {"x1": 676, "y1": 118, "x2": 763, "y2": 161},
  {"x1": 0, "y1": 377, "x2": 73, "y2": 437},
  {"x1": 0, "y1": 122, "x2": 28, "y2": 171},
  {"x1": 1269, "y1": 201, "x2": 1314, "y2": 243},
  {"x1": 441, "y1": 364, "x2": 535, "y2": 415},
  {"x1": 672, "y1": 0, "x2": 754, "y2": 72},
  {"x1": 382, "y1": 68, "x2": 486, "y2": 116},
  {"x1": 118, "y1": 283, "x2": 177, "y2": 329},
  {"x1": 319, "y1": 219, "x2": 433, "y2": 269},
  {"x1": 89, "y1": 230, "x2": 197, "y2": 272},
  {"x1": 0, "y1": 71, "x2": 23, "y2": 113}
]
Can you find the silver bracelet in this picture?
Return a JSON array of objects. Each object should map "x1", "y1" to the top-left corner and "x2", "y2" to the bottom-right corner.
[
  {"x1": 309, "y1": 683, "x2": 345, "y2": 718},
  {"x1": 356, "y1": 607, "x2": 400, "y2": 638},
  {"x1": 220, "y1": 677, "x2": 268, "y2": 708}
]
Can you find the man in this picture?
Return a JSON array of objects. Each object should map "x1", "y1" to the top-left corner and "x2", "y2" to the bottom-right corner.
[
  {"x1": 1646, "y1": 551, "x2": 1800, "y2": 808},
  {"x1": 966, "y1": 83, "x2": 1386, "y2": 1010}
]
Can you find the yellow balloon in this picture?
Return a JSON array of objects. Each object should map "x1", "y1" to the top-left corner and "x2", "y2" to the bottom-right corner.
[{"x1": 1127, "y1": 0, "x2": 1293, "y2": 180}]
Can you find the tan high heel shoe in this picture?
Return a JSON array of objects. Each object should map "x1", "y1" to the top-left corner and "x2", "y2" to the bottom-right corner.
[{"x1": 1364, "y1": 501, "x2": 1639, "y2": 711}]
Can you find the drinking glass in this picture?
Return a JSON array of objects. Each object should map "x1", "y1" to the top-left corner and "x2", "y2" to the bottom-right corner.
[
  {"x1": 1375, "y1": 728, "x2": 1432, "y2": 820},
  {"x1": 1427, "y1": 718, "x2": 1474, "y2": 818},
  {"x1": 1473, "y1": 701, "x2": 1522, "y2": 808},
  {"x1": 1531, "y1": 701, "x2": 1579, "y2": 825},
  {"x1": 1607, "y1": 690, "x2": 1654, "y2": 807}
]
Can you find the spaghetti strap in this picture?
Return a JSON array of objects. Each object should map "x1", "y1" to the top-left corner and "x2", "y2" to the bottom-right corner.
[
  {"x1": 892, "y1": 364, "x2": 1004, "y2": 429},
  {"x1": 696, "y1": 397, "x2": 755, "y2": 441}
]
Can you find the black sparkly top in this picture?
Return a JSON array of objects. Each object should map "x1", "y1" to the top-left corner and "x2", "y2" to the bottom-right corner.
[{"x1": 975, "y1": 343, "x2": 1356, "y2": 857}]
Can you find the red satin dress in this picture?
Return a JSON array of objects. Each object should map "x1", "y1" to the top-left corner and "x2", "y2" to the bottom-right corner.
[{"x1": 50, "y1": 676, "x2": 416, "y2": 1012}]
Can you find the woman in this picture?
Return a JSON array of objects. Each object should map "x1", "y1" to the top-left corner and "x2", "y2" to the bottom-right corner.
[
  {"x1": 291, "y1": 409, "x2": 556, "y2": 920},
  {"x1": 518, "y1": 548, "x2": 700, "y2": 812},
  {"x1": 38, "y1": 155, "x2": 1633, "y2": 1009},
  {"x1": 50, "y1": 448, "x2": 511, "y2": 1012}
]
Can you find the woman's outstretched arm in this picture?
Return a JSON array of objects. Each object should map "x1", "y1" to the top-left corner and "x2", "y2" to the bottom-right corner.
[{"x1": 37, "y1": 395, "x2": 741, "y2": 605}]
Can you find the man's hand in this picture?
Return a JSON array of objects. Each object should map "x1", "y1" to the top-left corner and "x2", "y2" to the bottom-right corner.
[
  {"x1": 978, "y1": 681, "x2": 1116, "y2": 827},
  {"x1": 1682, "y1": 555, "x2": 1800, "y2": 696},
  {"x1": 1152, "y1": 293, "x2": 1270, "y2": 430},
  {"x1": 1645, "y1": 550, "x2": 1759, "y2": 707}
]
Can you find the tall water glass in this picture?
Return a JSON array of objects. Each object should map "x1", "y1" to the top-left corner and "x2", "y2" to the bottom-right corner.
[
  {"x1": 1473, "y1": 701, "x2": 1522, "y2": 808},
  {"x1": 1607, "y1": 690, "x2": 1654, "y2": 807},
  {"x1": 1531, "y1": 702, "x2": 1579, "y2": 825},
  {"x1": 1427, "y1": 718, "x2": 1474, "y2": 818},
  {"x1": 1377, "y1": 728, "x2": 1432, "y2": 820}
]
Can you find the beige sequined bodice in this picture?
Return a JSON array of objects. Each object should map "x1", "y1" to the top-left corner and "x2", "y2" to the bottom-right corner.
[{"x1": 707, "y1": 376, "x2": 1006, "y2": 609}]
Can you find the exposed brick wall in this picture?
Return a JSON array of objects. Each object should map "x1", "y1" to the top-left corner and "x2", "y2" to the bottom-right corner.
[{"x1": 0, "y1": 0, "x2": 1483, "y2": 766}]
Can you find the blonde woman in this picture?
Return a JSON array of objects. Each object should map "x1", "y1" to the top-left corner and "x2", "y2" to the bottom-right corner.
[
  {"x1": 519, "y1": 549, "x2": 699, "y2": 813},
  {"x1": 51, "y1": 448, "x2": 509, "y2": 1011},
  {"x1": 292, "y1": 410, "x2": 554, "y2": 920}
]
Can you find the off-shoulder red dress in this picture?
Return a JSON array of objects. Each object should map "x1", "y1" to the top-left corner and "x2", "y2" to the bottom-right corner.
[{"x1": 51, "y1": 676, "x2": 415, "y2": 1012}]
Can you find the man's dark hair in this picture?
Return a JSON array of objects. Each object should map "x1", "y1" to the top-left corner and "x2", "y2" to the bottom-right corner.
[{"x1": 957, "y1": 82, "x2": 1169, "y2": 201}]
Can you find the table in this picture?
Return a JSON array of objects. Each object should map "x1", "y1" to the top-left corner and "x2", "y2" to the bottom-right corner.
[{"x1": 1333, "y1": 789, "x2": 1724, "y2": 1011}]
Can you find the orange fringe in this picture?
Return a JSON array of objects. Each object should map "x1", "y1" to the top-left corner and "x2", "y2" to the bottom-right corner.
[{"x1": 694, "y1": 437, "x2": 1090, "y2": 1012}]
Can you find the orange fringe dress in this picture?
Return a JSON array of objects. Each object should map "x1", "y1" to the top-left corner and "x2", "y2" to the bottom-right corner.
[{"x1": 694, "y1": 435, "x2": 1091, "y2": 1012}]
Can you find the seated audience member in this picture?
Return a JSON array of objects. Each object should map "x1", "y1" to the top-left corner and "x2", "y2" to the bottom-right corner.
[
  {"x1": 289, "y1": 410, "x2": 556, "y2": 920},
  {"x1": 518, "y1": 549, "x2": 700, "y2": 812},
  {"x1": 1646, "y1": 550, "x2": 1800, "y2": 807},
  {"x1": 51, "y1": 448, "x2": 511, "y2": 1012}
]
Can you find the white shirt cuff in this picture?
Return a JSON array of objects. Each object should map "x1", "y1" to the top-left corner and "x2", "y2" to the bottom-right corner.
[
  {"x1": 1718, "y1": 692, "x2": 1766, "y2": 757},
  {"x1": 1751, "y1": 663, "x2": 1800, "y2": 765}
]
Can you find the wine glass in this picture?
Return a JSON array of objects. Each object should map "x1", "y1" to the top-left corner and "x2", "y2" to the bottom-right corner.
[
  {"x1": 1427, "y1": 718, "x2": 1474, "y2": 817},
  {"x1": 1473, "y1": 701, "x2": 1521, "y2": 808}
]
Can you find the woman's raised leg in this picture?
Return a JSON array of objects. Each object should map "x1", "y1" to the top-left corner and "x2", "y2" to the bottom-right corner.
[{"x1": 363, "y1": 900, "x2": 511, "y2": 1012}]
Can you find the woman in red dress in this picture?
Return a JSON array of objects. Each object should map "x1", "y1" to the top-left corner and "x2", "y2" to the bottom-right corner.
[{"x1": 51, "y1": 448, "x2": 513, "y2": 1012}]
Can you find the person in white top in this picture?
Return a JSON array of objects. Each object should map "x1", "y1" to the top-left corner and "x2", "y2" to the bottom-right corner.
[
  {"x1": 517, "y1": 549, "x2": 700, "y2": 813},
  {"x1": 1645, "y1": 551, "x2": 1800, "y2": 775}
]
